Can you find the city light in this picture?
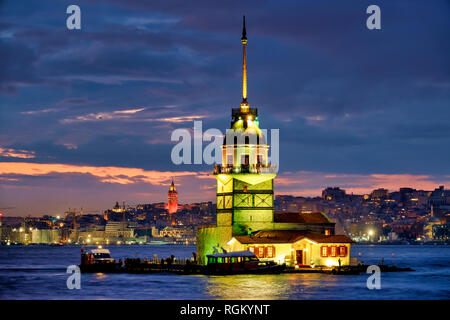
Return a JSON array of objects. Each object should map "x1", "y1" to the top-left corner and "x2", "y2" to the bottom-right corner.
[{"x1": 325, "y1": 259, "x2": 339, "y2": 267}]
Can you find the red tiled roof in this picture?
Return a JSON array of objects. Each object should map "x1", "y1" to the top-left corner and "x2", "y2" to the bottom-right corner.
[
  {"x1": 235, "y1": 230, "x2": 306, "y2": 244},
  {"x1": 304, "y1": 234, "x2": 355, "y2": 243},
  {"x1": 273, "y1": 212, "x2": 334, "y2": 224},
  {"x1": 234, "y1": 230, "x2": 354, "y2": 244}
]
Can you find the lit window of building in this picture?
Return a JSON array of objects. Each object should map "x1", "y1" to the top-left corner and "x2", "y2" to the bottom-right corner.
[
  {"x1": 267, "y1": 246, "x2": 273, "y2": 258},
  {"x1": 331, "y1": 246, "x2": 337, "y2": 257},
  {"x1": 258, "y1": 246, "x2": 265, "y2": 258}
]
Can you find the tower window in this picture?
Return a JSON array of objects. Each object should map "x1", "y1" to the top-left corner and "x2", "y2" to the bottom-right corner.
[
  {"x1": 257, "y1": 155, "x2": 263, "y2": 164},
  {"x1": 242, "y1": 155, "x2": 249, "y2": 165},
  {"x1": 257, "y1": 247, "x2": 265, "y2": 258},
  {"x1": 227, "y1": 155, "x2": 233, "y2": 165}
]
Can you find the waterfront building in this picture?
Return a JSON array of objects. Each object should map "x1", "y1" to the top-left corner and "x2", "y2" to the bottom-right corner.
[
  {"x1": 104, "y1": 221, "x2": 134, "y2": 239},
  {"x1": 158, "y1": 225, "x2": 195, "y2": 238},
  {"x1": 197, "y1": 17, "x2": 354, "y2": 266},
  {"x1": 31, "y1": 229, "x2": 60, "y2": 244},
  {"x1": 423, "y1": 206, "x2": 442, "y2": 239},
  {"x1": 432, "y1": 223, "x2": 449, "y2": 241}
]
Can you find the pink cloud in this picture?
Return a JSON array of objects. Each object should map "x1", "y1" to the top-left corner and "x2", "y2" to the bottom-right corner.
[
  {"x1": 1, "y1": 163, "x2": 448, "y2": 216},
  {"x1": 0, "y1": 148, "x2": 35, "y2": 159},
  {"x1": 275, "y1": 171, "x2": 450, "y2": 196},
  {"x1": 0, "y1": 162, "x2": 206, "y2": 185}
]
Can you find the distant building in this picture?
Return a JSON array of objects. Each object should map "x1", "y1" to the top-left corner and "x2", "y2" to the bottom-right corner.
[
  {"x1": 399, "y1": 187, "x2": 416, "y2": 206},
  {"x1": 388, "y1": 232, "x2": 399, "y2": 241},
  {"x1": 371, "y1": 188, "x2": 389, "y2": 201},
  {"x1": 167, "y1": 179, "x2": 178, "y2": 214},
  {"x1": 429, "y1": 186, "x2": 450, "y2": 206},
  {"x1": 432, "y1": 223, "x2": 449, "y2": 241},
  {"x1": 31, "y1": 229, "x2": 60, "y2": 244},
  {"x1": 105, "y1": 221, "x2": 126, "y2": 233},
  {"x1": 322, "y1": 187, "x2": 346, "y2": 202},
  {"x1": 423, "y1": 206, "x2": 442, "y2": 239},
  {"x1": 112, "y1": 201, "x2": 125, "y2": 213},
  {"x1": 158, "y1": 226, "x2": 195, "y2": 238}
]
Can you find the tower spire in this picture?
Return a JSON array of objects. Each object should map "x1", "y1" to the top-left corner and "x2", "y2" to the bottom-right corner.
[{"x1": 240, "y1": 15, "x2": 249, "y2": 112}]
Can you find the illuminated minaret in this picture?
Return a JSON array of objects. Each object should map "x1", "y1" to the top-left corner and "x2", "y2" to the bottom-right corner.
[
  {"x1": 168, "y1": 179, "x2": 178, "y2": 215},
  {"x1": 198, "y1": 17, "x2": 276, "y2": 263},
  {"x1": 241, "y1": 15, "x2": 249, "y2": 113}
]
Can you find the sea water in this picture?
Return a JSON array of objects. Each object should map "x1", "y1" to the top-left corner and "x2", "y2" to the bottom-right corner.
[{"x1": 0, "y1": 244, "x2": 449, "y2": 299}]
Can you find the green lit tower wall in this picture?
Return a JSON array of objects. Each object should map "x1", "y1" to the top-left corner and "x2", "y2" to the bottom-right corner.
[{"x1": 197, "y1": 16, "x2": 277, "y2": 264}]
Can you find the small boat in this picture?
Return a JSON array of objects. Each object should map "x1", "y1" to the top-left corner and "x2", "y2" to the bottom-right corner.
[
  {"x1": 79, "y1": 247, "x2": 122, "y2": 273},
  {"x1": 205, "y1": 251, "x2": 285, "y2": 275}
]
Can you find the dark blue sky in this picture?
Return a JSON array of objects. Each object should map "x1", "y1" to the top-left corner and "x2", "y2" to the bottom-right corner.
[{"x1": 0, "y1": 0, "x2": 449, "y2": 216}]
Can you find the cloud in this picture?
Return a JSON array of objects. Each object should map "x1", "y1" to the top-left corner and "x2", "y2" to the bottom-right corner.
[
  {"x1": 275, "y1": 171, "x2": 450, "y2": 196},
  {"x1": 21, "y1": 108, "x2": 60, "y2": 115},
  {"x1": 60, "y1": 108, "x2": 146, "y2": 123},
  {"x1": 155, "y1": 115, "x2": 205, "y2": 123},
  {"x1": 0, "y1": 148, "x2": 35, "y2": 159},
  {"x1": 60, "y1": 106, "x2": 207, "y2": 124},
  {"x1": 59, "y1": 143, "x2": 78, "y2": 150},
  {"x1": 0, "y1": 162, "x2": 206, "y2": 185}
]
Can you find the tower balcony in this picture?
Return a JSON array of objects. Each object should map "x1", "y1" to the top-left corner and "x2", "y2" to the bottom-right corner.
[{"x1": 213, "y1": 163, "x2": 277, "y2": 175}]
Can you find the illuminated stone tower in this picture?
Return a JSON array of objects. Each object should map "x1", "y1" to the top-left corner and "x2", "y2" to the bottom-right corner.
[
  {"x1": 197, "y1": 16, "x2": 276, "y2": 263},
  {"x1": 168, "y1": 179, "x2": 178, "y2": 214}
]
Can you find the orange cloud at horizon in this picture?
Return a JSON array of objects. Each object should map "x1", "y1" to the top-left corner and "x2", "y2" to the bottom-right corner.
[
  {"x1": 1, "y1": 162, "x2": 449, "y2": 217},
  {"x1": 0, "y1": 162, "x2": 207, "y2": 185},
  {"x1": 1, "y1": 162, "x2": 449, "y2": 198}
]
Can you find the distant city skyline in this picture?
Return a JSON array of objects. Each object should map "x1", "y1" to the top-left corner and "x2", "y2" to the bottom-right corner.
[
  {"x1": 1, "y1": 0, "x2": 449, "y2": 216},
  {"x1": 1, "y1": 177, "x2": 449, "y2": 217}
]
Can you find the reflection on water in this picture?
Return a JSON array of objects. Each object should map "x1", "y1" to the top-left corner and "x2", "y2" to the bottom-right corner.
[
  {"x1": 205, "y1": 273, "x2": 343, "y2": 300},
  {"x1": 206, "y1": 275, "x2": 290, "y2": 299},
  {"x1": 94, "y1": 273, "x2": 108, "y2": 280}
]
